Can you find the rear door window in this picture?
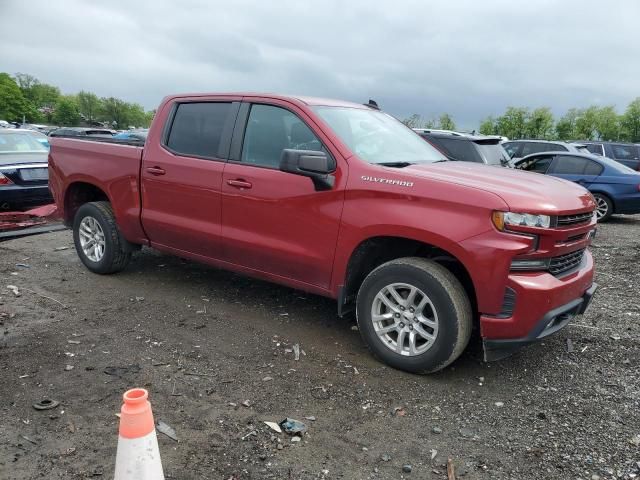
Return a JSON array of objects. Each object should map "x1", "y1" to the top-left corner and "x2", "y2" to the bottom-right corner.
[
  {"x1": 521, "y1": 142, "x2": 546, "y2": 156},
  {"x1": 547, "y1": 143, "x2": 568, "y2": 152},
  {"x1": 166, "y1": 102, "x2": 234, "y2": 159},
  {"x1": 548, "y1": 155, "x2": 589, "y2": 174},
  {"x1": 585, "y1": 144, "x2": 604, "y2": 156},
  {"x1": 475, "y1": 142, "x2": 510, "y2": 166},
  {"x1": 432, "y1": 138, "x2": 481, "y2": 162},
  {"x1": 583, "y1": 160, "x2": 604, "y2": 175},
  {"x1": 611, "y1": 144, "x2": 638, "y2": 160},
  {"x1": 502, "y1": 142, "x2": 520, "y2": 158}
]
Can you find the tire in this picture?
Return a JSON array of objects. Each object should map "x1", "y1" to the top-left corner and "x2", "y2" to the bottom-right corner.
[
  {"x1": 356, "y1": 257, "x2": 472, "y2": 374},
  {"x1": 73, "y1": 201, "x2": 131, "y2": 274},
  {"x1": 593, "y1": 193, "x2": 613, "y2": 222}
]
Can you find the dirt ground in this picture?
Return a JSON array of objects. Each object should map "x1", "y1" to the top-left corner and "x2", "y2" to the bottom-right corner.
[{"x1": 1, "y1": 219, "x2": 639, "y2": 480}]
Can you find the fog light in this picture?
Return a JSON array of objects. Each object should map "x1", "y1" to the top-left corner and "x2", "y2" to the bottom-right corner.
[{"x1": 510, "y1": 258, "x2": 549, "y2": 271}]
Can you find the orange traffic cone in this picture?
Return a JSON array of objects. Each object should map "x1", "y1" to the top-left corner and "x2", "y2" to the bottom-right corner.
[{"x1": 114, "y1": 388, "x2": 165, "y2": 479}]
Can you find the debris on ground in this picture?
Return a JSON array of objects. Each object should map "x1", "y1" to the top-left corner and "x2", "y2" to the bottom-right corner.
[
  {"x1": 402, "y1": 464, "x2": 412, "y2": 473},
  {"x1": 279, "y1": 418, "x2": 307, "y2": 435},
  {"x1": 293, "y1": 343, "x2": 301, "y2": 361},
  {"x1": 32, "y1": 399, "x2": 60, "y2": 411},
  {"x1": 6, "y1": 285, "x2": 20, "y2": 297},
  {"x1": 103, "y1": 364, "x2": 141, "y2": 377},
  {"x1": 156, "y1": 420, "x2": 178, "y2": 441},
  {"x1": 264, "y1": 421, "x2": 282, "y2": 433},
  {"x1": 380, "y1": 453, "x2": 391, "y2": 462},
  {"x1": 447, "y1": 458, "x2": 456, "y2": 480},
  {"x1": 566, "y1": 338, "x2": 574, "y2": 353}
]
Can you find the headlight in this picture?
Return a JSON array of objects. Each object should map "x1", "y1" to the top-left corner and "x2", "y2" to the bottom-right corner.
[{"x1": 492, "y1": 211, "x2": 551, "y2": 230}]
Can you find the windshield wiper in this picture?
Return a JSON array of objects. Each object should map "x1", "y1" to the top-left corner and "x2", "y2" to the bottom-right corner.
[{"x1": 377, "y1": 161, "x2": 416, "y2": 168}]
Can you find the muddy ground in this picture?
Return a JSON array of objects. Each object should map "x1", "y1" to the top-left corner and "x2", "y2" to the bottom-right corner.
[{"x1": 0, "y1": 219, "x2": 639, "y2": 480}]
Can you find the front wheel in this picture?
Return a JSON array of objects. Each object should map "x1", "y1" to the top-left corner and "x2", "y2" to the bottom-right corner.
[
  {"x1": 73, "y1": 201, "x2": 131, "y2": 274},
  {"x1": 356, "y1": 257, "x2": 472, "y2": 374},
  {"x1": 593, "y1": 193, "x2": 613, "y2": 222}
]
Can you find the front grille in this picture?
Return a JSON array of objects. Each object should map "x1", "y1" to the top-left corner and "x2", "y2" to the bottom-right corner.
[
  {"x1": 556, "y1": 212, "x2": 593, "y2": 227},
  {"x1": 548, "y1": 249, "x2": 586, "y2": 276}
]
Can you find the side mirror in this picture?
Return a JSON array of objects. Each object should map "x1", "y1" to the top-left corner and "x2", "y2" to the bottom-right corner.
[{"x1": 280, "y1": 149, "x2": 336, "y2": 191}]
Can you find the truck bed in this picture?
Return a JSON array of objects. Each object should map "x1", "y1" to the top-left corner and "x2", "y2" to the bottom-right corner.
[{"x1": 48, "y1": 136, "x2": 147, "y2": 244}]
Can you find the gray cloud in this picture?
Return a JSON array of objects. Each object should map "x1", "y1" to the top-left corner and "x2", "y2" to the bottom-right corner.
[{"x1": 1, "y1": 0, "x2": 638, "y2": 129}]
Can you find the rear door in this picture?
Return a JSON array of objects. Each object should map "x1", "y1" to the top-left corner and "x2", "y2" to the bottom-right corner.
[
  {"x1": 220, "y1": 100, "x2": 346, "y2": 289},
  {"x1": 610, "y1": 143, "x2": 640, "y2": 170},
  {"x1": 547, "y1": 155, "x2": 603, "y2": 187},
  {"x1": 140, "y1": 97, "x2": 240, "y2": 258}
]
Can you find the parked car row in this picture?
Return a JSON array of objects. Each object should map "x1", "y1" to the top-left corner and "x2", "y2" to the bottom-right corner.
[
  {"x1": 0, "y1": 125, "x2": 147, "y2": 210},
  {"x1": 410, "y1": 130, "x2": 640, "y2": 222}
]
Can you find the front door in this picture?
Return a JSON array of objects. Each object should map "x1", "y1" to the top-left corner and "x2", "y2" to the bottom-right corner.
[
  {"x1": 141, "y1": 99, "x2": 239, "y2": 258},
  {"x1": 220, "y1": 101, "x2": 346, "y2": 289}
]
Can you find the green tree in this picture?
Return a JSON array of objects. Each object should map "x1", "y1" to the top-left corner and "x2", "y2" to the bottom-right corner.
[
  {"x1": 100, "y1": 97, "x2": 130, "y2": 128},
  {"x1": 77, "y1": 91, "x2": 102, "y2": 124},
  {"x1": 621, "y1": 98, "x2": 640, "y2": 142},
  {"x1": 496, "y1": 107, "x2": 529, "y2": 139},
  {"x1": 556, "y1": 108, "x2": 584, "y2": 140},
  {"x1": 593, "y1": 106, "x2": 620, "y2": 141},
  {"x1": 0, "y1": 72, "x2": 30, "y2": 122},
  {"x1": 478, "y1": 116, "x2": 497, "y2": 135},
  {"x1": 53, "y1": 96, "x2": 81, "y2": 126},
  {"x1": 438, "y1": 113, "x2": 456, "y2": 131},
  {"x1": 126, "y1": 103, "x2": 147, "y2": 128},
  {"x1": 144, "y1": 110, "x2": 156, "y2": 128},
  {"x1": 574, "y1": 106, "x2": 599, "y2": 140},
  {"x1": 525, "y1": 107, "x2": 554, "y2": 139},
  {"x1": 401, "y1": 113, "x2": 423, "y2": 128}
]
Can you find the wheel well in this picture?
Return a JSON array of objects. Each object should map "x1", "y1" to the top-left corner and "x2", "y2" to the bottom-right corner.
[
  {"x1": 340, "y1": 236, "x2": 477, "y2": 317},
  {"x1": 64, "y1": 182, "x2": 109, "y2": 226},
  {"x1": 592, "y1": 191, "x2": 614, "y2": 206}
]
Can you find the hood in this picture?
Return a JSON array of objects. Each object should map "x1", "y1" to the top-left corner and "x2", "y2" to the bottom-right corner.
[
  {"x1": 398, "y1": 162, "x2": 595, "y2": 214},
  {"x1": 0, "y1": 151, "x2": 49, "y2": 167}
]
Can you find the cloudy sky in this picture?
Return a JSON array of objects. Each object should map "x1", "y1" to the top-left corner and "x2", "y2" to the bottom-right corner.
[{"x1": 1, "y1": 0, "x2": 639, "y2": 128}]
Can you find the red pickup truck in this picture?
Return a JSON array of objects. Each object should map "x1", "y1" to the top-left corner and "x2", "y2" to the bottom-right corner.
[{"x1": 48, "y1": 93, "x2": 597, "y2": 373}]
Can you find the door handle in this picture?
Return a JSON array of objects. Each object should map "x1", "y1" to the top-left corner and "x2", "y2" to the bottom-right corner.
[
  {"x1": 146, "y1": 166, "x2": 166, "y2": 176},
  {"x1": 227, "y1": 179, "x2": 253, "y2": 189}
]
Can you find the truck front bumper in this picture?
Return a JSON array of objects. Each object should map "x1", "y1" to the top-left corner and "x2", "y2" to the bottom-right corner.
[{"x1": 480, "y1": 250, "x2": 596, "y2": 361}]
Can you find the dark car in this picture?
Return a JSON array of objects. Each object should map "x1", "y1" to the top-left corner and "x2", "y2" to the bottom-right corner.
[
  {"x1": 514, "y1": 151, "x2": 640, "y2": 221},
  {"x1": 113, "y1": 129, "x2": 148, "y2": 142},
  {"x1": 415, "y1": 131, "x2": 511, "y2": 166},
  {"x1": 503, "y1": 140, "x2": 589, "y2": 162},
  {"x1": 49, "y1": 127, "x2": 115, "y2": 138},
  {"x1": 572, "y1": 141, "x2": 640, "y2": 171},
  {"x1": 0, "y1": 129, "x2": 52, "y2": 210}
]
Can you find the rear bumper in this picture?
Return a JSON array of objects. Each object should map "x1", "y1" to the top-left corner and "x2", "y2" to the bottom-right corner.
[
  {"x1": 0, "y1": 185, "x2": 52, "y2": 208},
  {"x1": 480, "y1": 250, "x2": 596, "y2": 361}
]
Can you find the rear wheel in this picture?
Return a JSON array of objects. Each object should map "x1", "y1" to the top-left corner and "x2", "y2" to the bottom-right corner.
[
  {"x1": 73, "y1": 201, "x2": 131, "y2": 274},
  {"x1": 356, "y1": 257, "x2": 472, "y2": 374},
  {"x1": 593, "y1": 193, "x2": 613, "y2": 222}
]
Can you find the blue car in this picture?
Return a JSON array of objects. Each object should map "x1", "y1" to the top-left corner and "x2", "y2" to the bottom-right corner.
[
  {"x1": 113, "y1": 129, "x2": 148, "y2": 142},
  {"x1": 514, "y1": 151, "x2": 640, "y2": 221}
]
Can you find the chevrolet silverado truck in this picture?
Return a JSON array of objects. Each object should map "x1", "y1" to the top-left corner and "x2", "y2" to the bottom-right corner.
[{"x1": 48, "y1": 93, "x2": 597, "y2": 373}]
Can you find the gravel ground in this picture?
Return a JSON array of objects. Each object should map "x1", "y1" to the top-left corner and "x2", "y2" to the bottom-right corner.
[{"x1": 0, "y1": 220, "x2": 638, "y2": 479}]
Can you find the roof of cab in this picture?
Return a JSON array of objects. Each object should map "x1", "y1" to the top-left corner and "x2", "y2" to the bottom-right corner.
[{"x1": 163, "y1": 92, "x2": 368, "y2": 109}]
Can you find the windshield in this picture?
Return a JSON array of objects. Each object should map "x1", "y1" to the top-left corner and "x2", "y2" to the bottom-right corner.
[
  {"x1": 313, "y1": 107, "x2": 447, "y2": 164},
  {"x1": 0, "y1": 132, "x2": 49, "y2": 153},
  {"x1": 475, "y1": 142, "x2": 511, "y2": 166}
]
